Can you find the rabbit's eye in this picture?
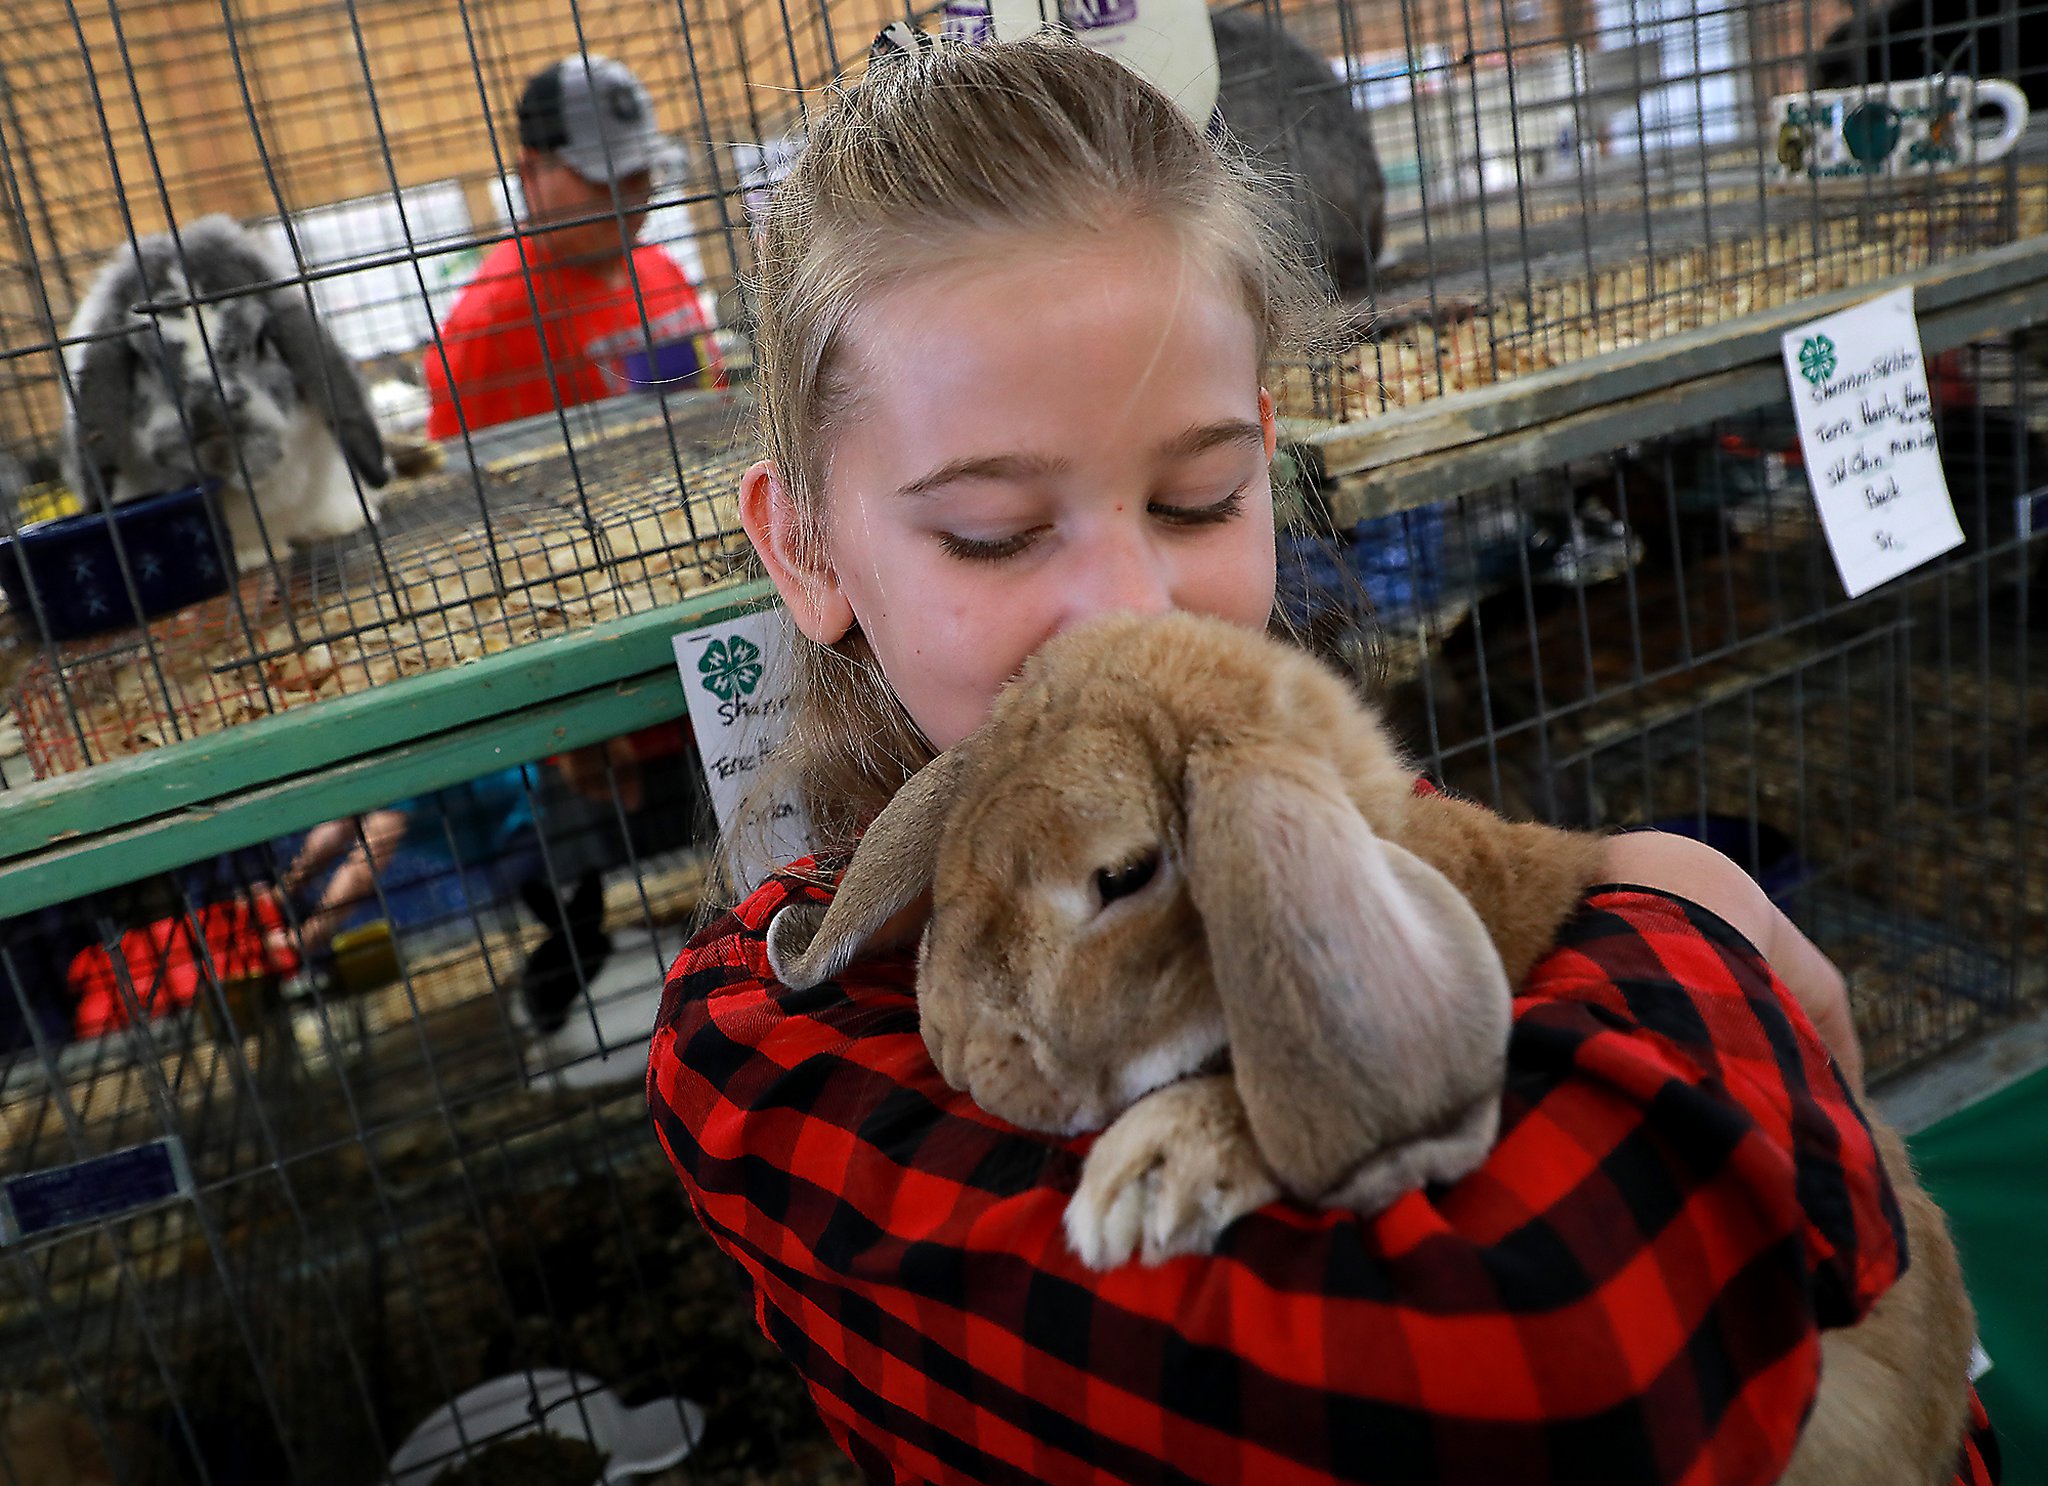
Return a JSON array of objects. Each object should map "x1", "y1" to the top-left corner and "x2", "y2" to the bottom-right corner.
[{"x1": 1093, "y1": 853, "x2": 1158, "y2": 906}]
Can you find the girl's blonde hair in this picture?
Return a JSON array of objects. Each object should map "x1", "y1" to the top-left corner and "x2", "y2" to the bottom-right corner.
[{"x1": 725, "y1": 30, "x2": 1348, "y2": 884}]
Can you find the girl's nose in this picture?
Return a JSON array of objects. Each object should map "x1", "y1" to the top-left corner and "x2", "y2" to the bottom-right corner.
[{"x1": 1063, "y1": 519, "x2": 1175, "y2": 623}]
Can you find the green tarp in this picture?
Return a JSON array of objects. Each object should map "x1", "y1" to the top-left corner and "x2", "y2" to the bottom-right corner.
[{"x1": 1912, "y1": 1064, "x2": 2048, "y2": 1486}]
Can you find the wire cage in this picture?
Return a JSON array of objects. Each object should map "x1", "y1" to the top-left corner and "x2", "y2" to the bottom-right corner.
[
  {"x1": 0, "y1": 0, "x2": 2045, "y2": 1477},
  {"x1": 10, "y1": 405, "x2": 750, "y2": 775},
  {"x1": 0, "y1": 744, "x2": 877, "y2": 1483},
  {"x1": 5, "y1": 0, "x2": 2048, "y2": 766},
  {"x1": 1370, "y1": 330, "x2": 2047, "y2": 1076},
  {"x1": 0, "y1": 0, "x2": 886, "y2": 773}
]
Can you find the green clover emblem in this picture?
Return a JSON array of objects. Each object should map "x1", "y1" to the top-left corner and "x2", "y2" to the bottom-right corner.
[
  {"x1": 1798, "y1": 334, "x2": 1838, "y2": 388},
  {"x1": 698, "y1": 635, "x2": 764, "y2": 701}
]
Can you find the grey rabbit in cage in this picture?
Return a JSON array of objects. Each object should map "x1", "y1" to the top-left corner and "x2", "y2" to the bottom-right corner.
[
  {"x1": 1210, "y1": 6, "x2": 1387, "y2": 296},
  {"x1": 60, "y1": 213, "x2": 391, "y2": 571}
]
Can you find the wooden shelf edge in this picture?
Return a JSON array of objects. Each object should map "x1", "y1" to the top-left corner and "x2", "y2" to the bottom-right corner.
[
  {"x1": 1316, "y1": 250, "x2": 2048, "y2": 523},
  {"x1": 1304, "y1": 232, "x2": 2048, "y2": 500}
]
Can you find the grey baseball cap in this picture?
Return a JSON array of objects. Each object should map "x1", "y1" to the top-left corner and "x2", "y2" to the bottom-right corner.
[{"x1": 517, "y1": 54, "x2": 681, "y2": 184}]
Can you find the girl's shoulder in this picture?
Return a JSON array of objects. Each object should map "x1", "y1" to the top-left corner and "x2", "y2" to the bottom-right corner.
[
  {"x1": 720, "y1": 858, "x2": 838, "y2": 933},
  {"x1": 1597, "y1": 830, "x2": 1782, "y2": 959}
]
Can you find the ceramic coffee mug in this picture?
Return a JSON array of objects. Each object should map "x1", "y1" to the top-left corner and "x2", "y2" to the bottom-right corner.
[{"x1": 1769, "y1": 74, "x2": 2028, "y2": 181}]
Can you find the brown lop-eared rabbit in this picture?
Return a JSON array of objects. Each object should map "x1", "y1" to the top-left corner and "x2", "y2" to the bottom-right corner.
[{"x1": 769, "y1": 611, "x2": 1976, "y2": 1486}]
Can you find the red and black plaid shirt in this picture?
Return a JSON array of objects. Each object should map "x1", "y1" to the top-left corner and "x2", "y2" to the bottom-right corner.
[{"x1": 649, "y1": 868, "x2": 1998, "y2": 1485}]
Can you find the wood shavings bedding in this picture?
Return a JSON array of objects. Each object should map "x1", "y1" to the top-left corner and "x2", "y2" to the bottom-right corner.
[{"x1": 14, "y1": 422, "x2": 754, "y2": 775}]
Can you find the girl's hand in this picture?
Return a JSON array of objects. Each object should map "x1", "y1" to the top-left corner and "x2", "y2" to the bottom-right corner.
[{"x1": 1602, "y1": 831, "x2": 1865, "y2": 1095}]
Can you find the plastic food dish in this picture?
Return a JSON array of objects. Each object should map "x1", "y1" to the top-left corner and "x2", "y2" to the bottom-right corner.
[
  {"x1": 0, "y1": 483, "x2": 230, "y2": 641},
  {"x1": 384, "y1": 1370, "x2": 703, "y2": 1486}
]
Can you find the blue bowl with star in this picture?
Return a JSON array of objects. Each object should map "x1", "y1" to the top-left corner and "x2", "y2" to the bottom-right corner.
[{"x1": 0, "y1": 482, "x2": 232, "y2": 641}]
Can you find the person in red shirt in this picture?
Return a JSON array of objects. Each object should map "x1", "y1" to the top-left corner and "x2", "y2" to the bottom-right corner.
[
  {"x1": 424, "y1": 54, "x2": 720, "y2": 803},
  {"x1": 424, "y1": 53, "x2": 719, "y2": 441},
  {"x1": 649, "y1": 33, "x2": 1997, "y2": 1486}
]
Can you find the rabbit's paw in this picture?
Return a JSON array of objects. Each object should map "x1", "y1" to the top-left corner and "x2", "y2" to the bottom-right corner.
[{"x1": 1064, "y1": 1074, "x2": 1279, "y2": 1270}]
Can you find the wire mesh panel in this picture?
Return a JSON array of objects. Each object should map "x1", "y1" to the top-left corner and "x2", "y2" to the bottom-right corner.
[
  {"x1": 1366, "y1": 331, "x2": 2045, "y2": 1075},
  {"x1": 1249, "y1": 0, "x2": 2048, "y2": 417},
  {"x1": 4, "y1": 0, "x2": 2047, "y2": 772},
  {"x1": 0, "y1": 0, "x2": 2044, "y2": 1477},
  {"x1": 11, "y1": 411, "x2": 748, "y2": 773},
  {"x1": 0, "y1": 0, "x2": 904, "y2": 777},
  {"x1": 0, "y1": 744, "x2": 873, "y2": 1483}
]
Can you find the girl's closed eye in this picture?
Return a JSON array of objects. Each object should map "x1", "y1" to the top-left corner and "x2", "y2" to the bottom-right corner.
[
  {"x1": 938, "y1": 526, "x2": 1047, "y2": 562},
  {"x1": 1151, "y1": 483, "x2": 1249, "y2": 526},
  {"x1": 938, "y1": 483, "x2": 1253, "y2": 563}
]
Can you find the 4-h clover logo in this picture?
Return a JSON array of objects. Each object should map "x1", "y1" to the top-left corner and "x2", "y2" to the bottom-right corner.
[
  {"x1": 698, "y1": 635, "x2": 764, "y2": 702},
  {"x1": 1798, "y1": 333, "x2": 1838, "y2": 387}
]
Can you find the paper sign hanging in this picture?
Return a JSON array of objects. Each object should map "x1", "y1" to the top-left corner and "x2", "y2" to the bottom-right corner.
[
  {"x1": 1780, "y1": 286, "x2": 1963, "y2": 598},
  {"x1": 674, "y1": 607, "x2": 812, "y2": 886}
]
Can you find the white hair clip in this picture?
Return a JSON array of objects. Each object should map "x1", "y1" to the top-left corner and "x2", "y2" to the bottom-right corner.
[{"x1": 868, "y1": 20, "x2": 935, "y2": 66}]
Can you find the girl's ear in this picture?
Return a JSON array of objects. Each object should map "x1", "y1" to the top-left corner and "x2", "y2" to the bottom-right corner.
[
  {"x1": 739, "y1": 458, "x2": 855, "y2": 645},
  {"x1": 1257, "y1": 387, "x2": 1278, "y2": 464}
]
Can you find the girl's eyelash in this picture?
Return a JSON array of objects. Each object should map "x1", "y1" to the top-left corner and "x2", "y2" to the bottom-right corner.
[
  {"x1": 937, "y1": 485, "x2": 1250, "y2": 563},
  {"x1": 1151, "y1": 485, "x2": 1248, "y2": 526},
  {"x1": 938, "y1": 530, "x2": 1039, "y2": 563}
]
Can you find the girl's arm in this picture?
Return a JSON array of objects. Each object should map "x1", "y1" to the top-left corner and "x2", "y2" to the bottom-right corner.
[{"x1": 1604, "y1": 830, "x2": 1864, "y2": 1094}]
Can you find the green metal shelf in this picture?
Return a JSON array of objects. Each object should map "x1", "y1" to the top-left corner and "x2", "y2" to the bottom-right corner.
[{"x1": 0, "y1": 579, "x2": 777, "y2": 917}]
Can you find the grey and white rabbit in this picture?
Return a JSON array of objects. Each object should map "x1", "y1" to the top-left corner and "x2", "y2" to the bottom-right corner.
[
  {"x1": 1211, "y1": 6, "x2": 1387, "y2": 295},
  {"x1": 60, "y1": 214, "x2": 390, "y2": 571},
  {"x1": 772, "y1": 610, "x2": 1978, "y2": 1486}
]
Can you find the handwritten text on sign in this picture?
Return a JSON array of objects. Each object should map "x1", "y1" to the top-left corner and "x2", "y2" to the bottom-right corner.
[
  {"x1": 674, "y1": 607, "x2": 812, "y2": 886},
  {"x1": 1781, "y1": 286, "x2": 1962, "y2": 598}
]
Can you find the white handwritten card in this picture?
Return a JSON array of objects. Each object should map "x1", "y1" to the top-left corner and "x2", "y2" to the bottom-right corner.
[
  {"x1": 1781, "y1": 286, "x2": 1963, "y2": 598},
  {"x1": 674, "y1": 607, "x2": 813, "y2": 885}
]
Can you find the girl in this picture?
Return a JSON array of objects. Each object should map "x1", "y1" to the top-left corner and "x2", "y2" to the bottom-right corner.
[{"x1": 648, "y1": 32, "x2": 1996, "y2": 1485}]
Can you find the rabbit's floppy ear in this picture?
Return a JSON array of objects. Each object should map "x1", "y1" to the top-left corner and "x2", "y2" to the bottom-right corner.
[
  {"x1": 767, "y1": 744, "x2": 970, "y2": 989},
  {"x1": 65, "y1": 325, "x2": 137, "y2": 507},
  {"x1": 267, "y1": 293, "x2": 391, "y2": 489},
  {"x1": 1184, "y1": 742, "x2": 1513, "y2": 1204}
]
